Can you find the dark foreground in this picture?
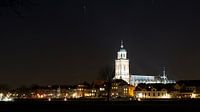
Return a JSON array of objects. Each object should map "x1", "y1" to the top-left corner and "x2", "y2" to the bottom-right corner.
[{"x1": 0, "y1": 99, "x2": 200, "y2": 112}]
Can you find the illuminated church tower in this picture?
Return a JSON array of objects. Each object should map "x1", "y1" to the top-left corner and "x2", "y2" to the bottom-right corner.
[{"x1": 114, "y1": 40, "x2": 130, "y2": 84}]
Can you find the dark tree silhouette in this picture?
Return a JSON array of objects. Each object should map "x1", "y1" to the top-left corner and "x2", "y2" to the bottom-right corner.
[
  {"x1": 99, "y1": 66, "x2": 115, "y2": 80},
  {"x1": 99, "y1": 65, "x2": 115, "y2": 101}
]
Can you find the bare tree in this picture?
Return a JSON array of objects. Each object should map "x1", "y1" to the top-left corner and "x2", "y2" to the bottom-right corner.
[{"x1": 99, "y1": 65, "x2": 115, "y2": 101}]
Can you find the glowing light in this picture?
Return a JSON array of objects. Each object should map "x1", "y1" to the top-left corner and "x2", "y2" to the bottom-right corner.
[
  {"x1": 137, "y1": 98, "x2": 141, "y2": 101},
  {"x1": 128, "y1": 86, "x2": 134, "y2": 97},
  {"x1": 65, "y1": 93, "x2": 68, "y2": 97},
  {"x1": 72, "y1": 92, "x2": 79, "y2": 98},
  {"x1": 191, "y1": 93, "x2": 196, "y2": 98},
  {"x1": 0, "y1": 93, "x2": 3, "y2": 99},
  {"x1": 2, "y1": 97, "x2": 13, "y2": 102},
  {"x1": 138, "y1": 93, "x2": 143, "y2": 98},
  {"x1": 92, "y1": 90, "x2": 96, "y2": 93},
  {"x1": 161, "y1": 93, "x2": 171, "y2": 98},
  {"x1": 100, "y1": 88, "x2": 105, "y2": 91},
  {"x1": 48, "y1": 98, "x2": 51, "y2": 101},
  {"x1": 40, "y1": 95, "x2": 44, "y2": 98},
  {"x1": 48, "y1": 93, "x2": 53, "y2": 96},
  {"x1": 84, "y1": 93, "x2": 92, "y2": 97}
]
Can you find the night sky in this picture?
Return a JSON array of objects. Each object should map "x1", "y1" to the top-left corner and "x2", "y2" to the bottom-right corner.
[{"x1": 0, "y1": 0, "x2": 200, "y2": 87}]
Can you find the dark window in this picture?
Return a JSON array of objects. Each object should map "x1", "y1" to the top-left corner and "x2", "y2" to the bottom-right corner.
[
  {"x1": 153, "y1": 93, "x2": 155, "y2": 96},
  {"x1": 148, "y1": 93, "x2": 150, "y2": 96},
  {"x1": 145, "y1": 93, "x2": 146, "y2": 96},
  {"x1": 158, "y1": 93, "x2": 160, "y2": 96}
]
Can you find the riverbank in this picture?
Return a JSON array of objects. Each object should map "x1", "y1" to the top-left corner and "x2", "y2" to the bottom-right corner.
[{"x1": 0, "y1": 99, "x2": 200, "y2": 112}]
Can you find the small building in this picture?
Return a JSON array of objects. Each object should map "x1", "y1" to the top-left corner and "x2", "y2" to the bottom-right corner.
[
  {"x1": 174, "y1": 80, "x2": 200, "y2": 98},
  {"x1": 72, "y1": 82, "x2": 90, "y2": 98},
  {"x1": 91, "y1": 80, "x2": 107, "y2": 97},
  {"x1": 118, "y1": 84, "x2": 134, "y2": 97},
  {"x1": 135, "y1": 83, "x2": 175, "y2": 99},
  {"x1": 111, "y1": 79, "x2": 134, "y2": 98}
]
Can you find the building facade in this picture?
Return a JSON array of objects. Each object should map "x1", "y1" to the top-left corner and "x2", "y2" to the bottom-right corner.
[{"x1": 134, "y1": 84, "x2": 174, "y2": 99}]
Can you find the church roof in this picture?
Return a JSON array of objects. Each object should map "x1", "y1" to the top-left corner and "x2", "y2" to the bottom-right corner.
[
  {"x1": 112, "y1": 79, "x2": 128, "y2": 85},
  {"x1": 135, "y1": 83, "x2": 176, "y2": 91}
]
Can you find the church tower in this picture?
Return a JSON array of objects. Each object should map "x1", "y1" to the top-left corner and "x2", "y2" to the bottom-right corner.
[{"x1": 114, "y1": 40, "x2": 130, "y2": 84}]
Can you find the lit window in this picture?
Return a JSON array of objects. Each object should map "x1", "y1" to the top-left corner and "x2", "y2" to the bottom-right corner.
[
  {"x1": 92, "y1": 90, "x2": 96, "y2": 93},
  {"x1": 100, "y1": 88, "x2": 105, "y2": 91}
]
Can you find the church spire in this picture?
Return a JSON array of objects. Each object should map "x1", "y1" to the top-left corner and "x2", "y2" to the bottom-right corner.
[
  {"x1": 163, "y1": 67, "x2": 166, "y2": 77},
  {"x1": 120, "y1": 40, "x2": 124, "y2": 48}
]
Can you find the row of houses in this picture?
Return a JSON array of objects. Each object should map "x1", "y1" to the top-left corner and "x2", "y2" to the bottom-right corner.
[
  {"x1": 6, "y1": 80, "x2": 200, "y2": 100},
  {"x1": 135, "y1": 80, "x2": 200, "y2": 99},
  {"x1": 8, "y1": 79, "x2": 133, "y2": 100}
]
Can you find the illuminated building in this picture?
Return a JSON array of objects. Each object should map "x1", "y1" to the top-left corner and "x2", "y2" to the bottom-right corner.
[
  {"x1": 111, "y1": 79, "x2": 134, "y2": 98},
  {"x1": 113, "y1": 41, "x2": 176, "y2": 86},
  {"x1": 0, "y1": 93, "x2": 13, "y2": 101},
  {"x1": 91, "y1": 80, "x2": 107, "y2": 97},
  {"x1": 118, "y1": 84, "x2": 134, "y2": 97},
  {"x1": 134, "y1": 83, "x2": 174, "y2": 99},
  {"x1": 114, "y1": 40, "x2": 130, "y2": 84}
]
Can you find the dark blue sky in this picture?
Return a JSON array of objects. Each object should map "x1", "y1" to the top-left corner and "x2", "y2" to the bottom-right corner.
[{"x1": 0, "y1": 0, "x2": 200, "y2": 87}]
